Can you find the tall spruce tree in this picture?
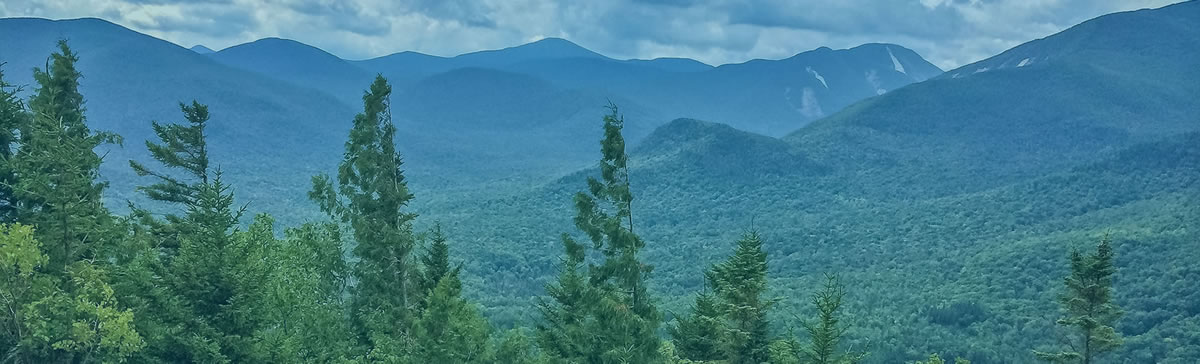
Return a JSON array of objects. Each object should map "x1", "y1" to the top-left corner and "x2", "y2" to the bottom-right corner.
[
  {"x1": 537, "y1": 104, "x2": 662, "y2": 364},
  {"x1": 1035, "y1": 235, "x2": 1123, "y2": 364},
  {"x1": 309, "y1": 75, "x2": 420, "y2": 348},
  {"x1": 10, "y1": 40, "x2": 120, "y2": 271},
  {"x1": 711, "y1": 231, "x2": 773, "y2": 364},
  {"x1": 0, "y1": 64, "x2": 28, "y2": 223}
]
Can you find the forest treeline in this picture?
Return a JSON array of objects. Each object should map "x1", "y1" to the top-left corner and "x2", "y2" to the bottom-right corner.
[{"x1": 0, "y1": 42, "x2": 1125, "y2": 363}]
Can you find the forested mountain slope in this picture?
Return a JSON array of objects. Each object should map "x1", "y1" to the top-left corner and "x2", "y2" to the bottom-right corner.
[{"x1": 422, "y1": 2, "x2": 1200, "y2": 363}]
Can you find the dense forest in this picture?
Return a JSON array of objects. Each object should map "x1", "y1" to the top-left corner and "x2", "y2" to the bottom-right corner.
[{"x1": 1, "y1": 38, "x2": 1186, "y2": 364}]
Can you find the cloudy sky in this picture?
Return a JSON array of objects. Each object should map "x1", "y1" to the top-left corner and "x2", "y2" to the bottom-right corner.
[{"x1": 0, "y1": 0, "x2": 1185, "y2": 69}]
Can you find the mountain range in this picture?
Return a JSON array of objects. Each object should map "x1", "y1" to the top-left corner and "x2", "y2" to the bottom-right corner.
[
  {"x1": 418, "y1": 2, "x2": 1200, "y2": 363},
  {"x1": 2, "y1": 1, "x2": 1198, "y2": 362}
]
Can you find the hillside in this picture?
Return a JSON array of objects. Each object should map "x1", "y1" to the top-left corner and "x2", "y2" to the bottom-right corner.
[
  {"x1": 418, "y1": 2, "x2": 1200, "y2": 363},
  {"x1": 786, "y1": 1, "x2": 1200, "y2": 199},
  {"x1": 210, "y1": 37, "x2": 374, "y2": 105},
  {"x1": 0, "y1": 17, "x2": 354, "y2": 220}
]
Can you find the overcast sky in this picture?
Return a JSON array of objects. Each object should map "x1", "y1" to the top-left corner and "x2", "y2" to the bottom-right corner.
[{"x1": 0, "y1": 0, "x2": 1185, "y2": 69}]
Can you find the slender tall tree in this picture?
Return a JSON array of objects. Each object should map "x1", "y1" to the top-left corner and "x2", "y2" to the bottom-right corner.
[
  {"x1": 538, "y1": 104, "x2": 662, "y2": 364},
  {"x1": 310, "y1": 75, "x2": 420, "y2": 347},
  {"x1": 417, "y1": 222, "x2": 461, "y2": 307},
  {"x1": 1035, "y1": 235, "x2": 1123, "y2": 364},
  {"x1": 794, "y1": 274, "x2": 866, "y2": 364}
]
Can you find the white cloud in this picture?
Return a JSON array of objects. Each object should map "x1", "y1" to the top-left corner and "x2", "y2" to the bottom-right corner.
[{"x1": 0, "y1": 0, "x2": 1187, "y2": 69}]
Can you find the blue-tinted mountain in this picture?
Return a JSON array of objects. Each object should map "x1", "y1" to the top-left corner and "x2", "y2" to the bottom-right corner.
[
  {"x1": 352, "y1": 37, "x2": 607, "y2": 85},
  {"x1": 421, "y1": 2, "x2": 1200, "y2": 362},
  {"x1": 785, "y1": 0, "x2": 1200, "y2": 198},
  {"x1": 189, "y1": 44, "x2": 215, "y2": 54},
  {"x1": 209, "y1": 37, "x2": 373, "y2": 105},
  {"x1": 0, "y1": 17, "x2": 355, "y2": 219},
  {"x1": 348, "y1": 38, "x2": 942, "y2": 136}
]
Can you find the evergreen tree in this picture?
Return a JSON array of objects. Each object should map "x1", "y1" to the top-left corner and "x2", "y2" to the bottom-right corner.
[
  {"x1": 495, "y1": 329, "x2": 549, "y2": 364},
  {"x1": 914, "y1": 353, "x2": 971, "y2": 364},
  {"x1": 1035, "y1": 235, "x2": 1123, "y2": 364},
  {"x1": 669, "y1": 290, "x2": 726, "y2": 362},
  {"x1": 309, "y1": 75, "x2": 420, "y2": 348},
  {"x1": 10, "y1": 40, "x2": 120, "y2": 271},
  {"x1": 129, "y1": 101, "x2": 212, "y2": 207},
  {"x1": 793, "y1": 274, "x2": 866, "y2": 364},
  {"x1": 711, "y1": 231, "x2": 773, "y2": 364},
  {"x1": 411, "y1": 276, "x2": 492, "y2": 364},
  {"x1": 117, "y1": 100, "x2": 263, "y2": 363},
  {"x1": 537, "y1": 104, "x2": 662, "y2": 364},
  {"x1": 417, "y1": 222, "x2": 461, "y2": 306},
  {"x1": 0, "y1": 64, "x2": 28, "y2": 223}
]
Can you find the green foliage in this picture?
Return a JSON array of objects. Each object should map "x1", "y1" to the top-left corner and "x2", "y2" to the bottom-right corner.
[
  {"x1": 411, "y1": 276, "x2": 492, "y2": 363},
  {"x1": 669, "y1": 291, "x2": 726, "y2": 362},
  {"x1": 710, "y1": 231, "x2": 773, "y2": 364},
  {"x1": 1034, "y1": 236, "x2": 1123, "y2": 364},
  {"x1": 310, "y1": 75, "x2": 421, "y2": 345},
  {"x1": 1, "y1": 224, "x2": 143, "y2": 363},
  {"x1": 129, "y1": 101, "x2": 211, "y2": 207},
  {"x1": 914, "y1": 353, "x2": 970, "y2": 364},
  {"x1": 537, "y1": 104, "x2": 662, "y2": 364},
  {"x1": 251, "y1": 222, "x2": 357, "y2": 363},
  {"x1": 494, "y1": 329, "x2": 549, "y2": 364},
  {"x1": 10, "y1": 40, "x2": 120, "y2": 271},
  {"x1": 789, "y1": 275, "x2": 866, "y2": 364},
  {"x1": 0, "y1": 64, "x2": 28, "y2": 223},
  {"x1": 670, "y1": 231, "x2": 775, "y2": 363}
]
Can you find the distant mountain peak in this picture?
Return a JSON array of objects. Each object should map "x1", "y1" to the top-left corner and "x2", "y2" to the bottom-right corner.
[{"x1": 190, "y1": 45, "x2": 215, "y2": 54}]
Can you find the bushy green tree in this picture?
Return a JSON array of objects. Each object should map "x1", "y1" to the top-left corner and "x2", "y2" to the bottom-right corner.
[
  {"x1": 411, "y1": 276, "x2": 492, "y2": 363},
  {"x1": 711, "y1": 231, "x2": 773, "y2": 364},
  {"x1": 495, "y1": 329, "x2": 549, "y2": 364},
  {"x1": 1035, "y1": 235, "x2": 1123, "y2": 364},
  {"x1": 537, "y1": 104, "x2": 662, "y2": 364},
  {"x1": 251, "y1": 221, "x2": 356, "y2": 363},
  {"x1": 10, "y1": 40, "x2": 120, "y2": 272},
  {"x1": 669, "y1": 290, "x2": 726, "y2": 362},
  {"x1": 1, "y1": 223, "x2": 143, "y2": 363}
]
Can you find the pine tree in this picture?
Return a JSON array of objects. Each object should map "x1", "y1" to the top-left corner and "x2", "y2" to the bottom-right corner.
[
  {"x1": 537, "y1": 104, "x2": 662, "y2": 364},
  {"x1": 411, "y1": 276, "x2": 492, "y2": 364},
  {"x1": 129, "y1": 101, "x2": 212, "y2": 206},
  {"x1": 915, "y1": 353, "x2": 971, "y2": 364},
  {"x1": 795, "y1": 274, "x2": 866, "y2": 364},
  {"x1": 418, "y1": 223, "x2": 461, "y2": 304},
  {"x1": 711, "y1": 231, "x2": 773, "y2": 364},
  {"x1": 309, "y1": 75, "x2": 420, "y2": 347},
  {"x1": 0, "y1": 64, "x2": 29, "y2": 223},
  {"x1": 669, "y1": 290, "x2": 726, "y2": 362},
  {"x1": 10, "y1": 40, "x2": 120, "y2": 272},
  {"x1": 1035, "y1": 235, "x2": 1123, "y2": 364},
  {"x1": 119, "y1": 100, "x2": 268, "y2": 363}
]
